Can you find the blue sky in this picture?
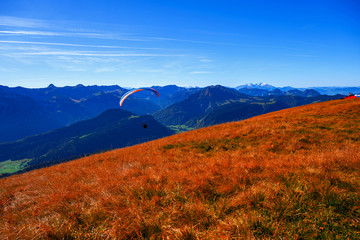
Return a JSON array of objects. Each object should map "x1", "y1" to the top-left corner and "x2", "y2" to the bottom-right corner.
[{"x1": 0, "y1": 0, "x2": 359, "y2": 88}]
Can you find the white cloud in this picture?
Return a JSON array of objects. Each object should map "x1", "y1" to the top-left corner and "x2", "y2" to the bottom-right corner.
[
  {"x1": 146, "y1": 36, "x2": 237, "y2": 46},
  {"x1": 0, "y1": 30, "x2": 144, "y2": 41},
  {"x1": 0, "y1": 16, "x2": 48, "y2": 28},
  {"x1": 21, "y1": 51, "x2": 182, "y2": 57},
  {"x1": 0, "y1": 30, "x2": 60, "y2": 36},
  {"x1": 0, "y1": 40, "x2": 162, "y2": 50},
  {"x1": 0, "y1": 17, "x2": 237, "y2": 47},
  {"x1": 0, "y1": 29, "x2": 237, "y2": 45}
]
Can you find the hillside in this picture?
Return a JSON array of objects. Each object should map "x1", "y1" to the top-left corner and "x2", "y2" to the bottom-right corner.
[
  {"x1": 1, "y1": 98, "x2": 359, "y2": 239},
  {"x1": 0, "y1": 109, "x2": 174, "y2": 177}
]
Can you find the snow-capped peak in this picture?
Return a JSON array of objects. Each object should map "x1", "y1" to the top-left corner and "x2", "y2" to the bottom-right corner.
[{"x1": 236, "y1": 83, "x2": 276, "y2": 90}]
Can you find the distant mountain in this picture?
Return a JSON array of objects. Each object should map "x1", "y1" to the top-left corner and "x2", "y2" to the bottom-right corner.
[
  {"x1": 269, "y1": 88, "x2": 286, "y2": 95},
  {"x1": 0, "y1": 83, "x2": 127, "y2": 116},
  {"x1": 196, "y1": 101, "x2": 289, "y2": 128},
  {"x1": 196, "y1": 94, "x2": 339, "y2": 128},
  {"x1": 153, "y1": 85, "x2": 254, "y2": 128},
  {"x1": 311, "y1": 87, "x2": 360, "y2": 96},
  {"x1": 41, "y1": 95, "x2": 92, "y2": 126},
  {"x1": 0, "y1": 109, "x2": 174, "y2": 175},
  {"x1": 286, "y1": 89, "x2": 321, "y2": 97},
  {"x1": 236, "y1": 88, "x2": 271, "y2": 96},
  {"x1": 152, "y1": 85, "x2": 201, "y2": 108},
  {"x1": 236, "y1": 87, "x2": 321, "y2": 97},
  {"x1": 0, "y1": 83, "x2": 200, "y2": 119},
  {"x1": 1, "y1": 84, "x2": 125, "y2": 101},
  {"x1": 0, "y1": 83, "x2": 165, "y2": 116},
  {"x1": 0, "y1": 91, "x2": 61, "y2": 143},
  {"x1": 235, "y1": 83, "x2": 360, "y2": 96}
]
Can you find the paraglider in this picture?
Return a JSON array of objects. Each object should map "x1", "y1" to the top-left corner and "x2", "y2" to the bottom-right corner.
[{"x1": 119, "y1": 87, "x2": 159, "y2": 106}]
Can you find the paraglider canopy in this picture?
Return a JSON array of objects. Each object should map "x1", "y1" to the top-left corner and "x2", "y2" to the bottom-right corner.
[{"x1": 119, "y1": 87, "x2": 159, "y2": 106}]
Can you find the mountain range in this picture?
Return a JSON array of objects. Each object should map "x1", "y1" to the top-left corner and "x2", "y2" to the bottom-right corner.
[
  {"x1": 153, "y1": 85, "x2": 252, "y2": 128},
  {"x1": 0, "y1": 83, "x2": 350, "y2": 176},
  {"x1": 0, "y1": 84, "x2": 196, "y2": 142},
  {"x1": 154, "y1": 85, "x2": 342, "y2": 130},
  {"x1": 235, "y1": 82, "x2": 360, "y2": 96}
]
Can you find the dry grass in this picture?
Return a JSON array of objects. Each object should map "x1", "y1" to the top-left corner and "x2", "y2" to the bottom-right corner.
[{"x1": 1, "y1": 98, "x2": 360, "y2": 239}]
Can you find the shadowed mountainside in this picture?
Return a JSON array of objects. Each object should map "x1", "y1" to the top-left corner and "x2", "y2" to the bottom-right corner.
[
  {"x1": 0, "y1": 91, "x2": 62, "y2": 142},
  {"x1": 196, "y1": 94, "x2": 338, "y2": 128},
  {"x1": 0, "y1": 98, "x2": 359, "y2": 239}
]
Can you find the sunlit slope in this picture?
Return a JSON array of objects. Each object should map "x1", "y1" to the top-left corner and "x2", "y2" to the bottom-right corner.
[{"x1": 1, "y1": 98, "x2": 359, "y2": 239}]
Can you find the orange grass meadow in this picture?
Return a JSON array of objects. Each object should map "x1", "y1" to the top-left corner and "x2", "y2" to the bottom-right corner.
[{"x1": 1, "y1": 98, "x2": 360, "y2": 239}]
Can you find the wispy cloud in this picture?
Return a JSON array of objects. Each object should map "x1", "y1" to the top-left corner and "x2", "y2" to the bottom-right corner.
[
  {"x1": 146, "y1": 36, "x2": 238, "y2": 46},
  {"x1": 0, "y1": 40, "x2": 162, "y2": 50},
  {"x1": 0, "y1": 30, "x2": 61, "y2": 36},
  {"x1": 0, "y1": 16, "x2": 217, "y2": 77},
  {"x1": 0, "y1": 29, "x2": 238, "y2": 46},
  {"x1": 0, "y1": 16, "x2": 238, "y2": 46},
  {"x1": 21, "y1": 51, "x2": 184, "y2": 57},
  {"x1": 0, "y1": 16, "x2": 141, "y2": 41},
  {"x1": 0, "y1": 16, "x2": 48, "y2": 28},
  {"x1": 0, "y1": 30, "x2": 144, "y2": 41}
]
